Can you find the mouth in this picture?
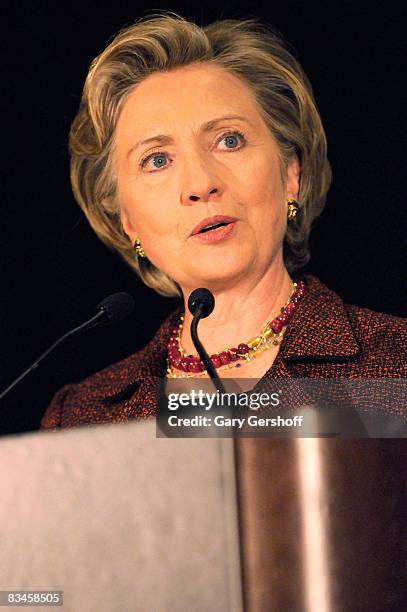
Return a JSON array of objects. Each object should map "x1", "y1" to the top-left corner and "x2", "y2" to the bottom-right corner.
[
  {"x1": 190, "y1": 215, "x2": 238, "y2": 237},
  {"x1": 189, "y1": 217, "x2": 238, "y2": 245}
]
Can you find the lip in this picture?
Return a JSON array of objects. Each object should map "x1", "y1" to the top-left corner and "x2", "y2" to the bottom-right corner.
[
  {"x1": 190, "y1": 220, "x2": 238, "y2": 244},
  {"x1": 190, "y1": 215, "x2": 238, "y2": 237}
]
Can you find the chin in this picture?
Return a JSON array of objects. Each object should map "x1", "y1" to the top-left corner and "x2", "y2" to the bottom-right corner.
[{"x1": 187, "y1": 258, "x2": 250, "y2": 288}]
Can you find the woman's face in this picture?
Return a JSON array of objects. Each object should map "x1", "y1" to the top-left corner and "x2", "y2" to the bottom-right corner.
[{"x1": 115, "y1": 63, "x2": 300, "y2": 291}]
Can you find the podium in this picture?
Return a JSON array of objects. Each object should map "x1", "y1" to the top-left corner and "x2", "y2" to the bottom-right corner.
[
  {"x1": 0, "y1": 420, "x2": 242, "y2": 612},
  {"x1": 1, "y1": 420, "x2": 406, "y2": 611}
]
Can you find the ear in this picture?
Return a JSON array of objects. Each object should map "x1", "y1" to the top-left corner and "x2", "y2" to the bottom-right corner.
[
  {"x1": 285, "y1": 154, "x2": 301, "y2": 200},
  {"x1": 120, "y1": 208, "x2": 138, "y2": 245}
]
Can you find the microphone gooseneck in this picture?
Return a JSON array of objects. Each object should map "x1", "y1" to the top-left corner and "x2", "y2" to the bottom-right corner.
[
  {"x1": 0, "y1": 292, "x2": 135, "y2": 402},
  {"x1": 188, "y1": 288, "x2": 226, "y2": 395}
]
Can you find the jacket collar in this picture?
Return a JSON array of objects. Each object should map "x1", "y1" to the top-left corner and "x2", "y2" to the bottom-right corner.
[
  {"x1": 101, "y1": 274, "x2": 361, "y2": 405},
  {"x1": 278, "y1": 274, "x2": 361, "y2": 362}
]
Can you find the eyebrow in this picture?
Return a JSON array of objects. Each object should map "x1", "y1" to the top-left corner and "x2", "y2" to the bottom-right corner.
[{"x1": 126, "y1": 114, "x2": 252, "y2": 159}]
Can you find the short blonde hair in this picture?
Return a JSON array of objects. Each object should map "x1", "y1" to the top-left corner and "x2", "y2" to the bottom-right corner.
[{"x1": 70, "y1": 10, "x2": 332, "y2": 297}]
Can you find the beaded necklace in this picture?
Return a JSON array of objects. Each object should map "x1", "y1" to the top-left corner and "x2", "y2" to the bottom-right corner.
[{"x1": 166, "y1": 280, "x2": 305, "y2": 379}]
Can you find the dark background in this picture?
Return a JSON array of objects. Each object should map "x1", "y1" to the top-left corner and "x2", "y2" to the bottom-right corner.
[{"x1": 1, "y1": 1, "x2": 406, "y2": 435}]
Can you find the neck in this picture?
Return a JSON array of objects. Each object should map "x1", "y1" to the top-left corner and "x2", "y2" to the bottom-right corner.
[{"x1": 180, "y1": 263, "x2": 294, "y2": 357}]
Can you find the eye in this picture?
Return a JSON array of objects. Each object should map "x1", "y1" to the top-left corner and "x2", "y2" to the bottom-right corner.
[
  {"x1": 215, "y1": 130, "x2": 246, "y2": 151},
  {"x1": 139, "y1": 151, "x2": 170, "y2": 172}
]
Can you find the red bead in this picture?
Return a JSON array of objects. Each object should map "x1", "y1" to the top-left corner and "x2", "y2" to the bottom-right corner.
[
  {"x1": 237, "y1": 343, "x2": 249, "y2": 354},
  {"x1": 171, "y1": 356, "x2": 183, "y2": 369},
  {"x1": 229, "y1": 351, "x2": 237, "y2": 361},
  {"x1": 283, "y1": 309, "x2": 293, "y2": 321},
  {"x1": 189, "y1": 361, "x2": 203, "y2": 373},
  {"x1": 271, "y1": 319, "x2": 283, "y2": 333},
  {"x1": 278, "y1": 313, "x2": 289, "y2": 326},
  {"x1": 180, "y1": 359, "x2": 190, "y2": 372},
  {"x1": 171, "y1": 328, "x2": 179, "y2": 335},
  {"x1": 167, "y1": 340, "x2": 179, "y2": 350},
  {"x1": 286, "y1": 302, "x2": 296, "y2": 314},
  {"x1": 188, "y1": 356, "x2": 200, "y2": 365},
  {"x1": 168, "y1": 344, "x2": 180, "y2": 354},
  {"x1": 211, "y1": 355, "x2": 222, "y2": 368},
  {"x1": 219, "y1": 351, "x2": 231, "y2": 365}
]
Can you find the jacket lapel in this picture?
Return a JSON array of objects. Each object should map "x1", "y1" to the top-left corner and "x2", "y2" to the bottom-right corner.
[
  {"x1": 100, "y1": 305, "x2": 183, "y2": 420},
  {"x1": 277, "y1": 274, "x2": 361, "y2": 363},
  {"x1": 257, "y1": 275, "x2": 361, "y2": 413}
]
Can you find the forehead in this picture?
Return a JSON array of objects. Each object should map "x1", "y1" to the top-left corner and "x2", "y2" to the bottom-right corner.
[{"x1": 115, "y1": 63, "x2": 264, "y2": 140}]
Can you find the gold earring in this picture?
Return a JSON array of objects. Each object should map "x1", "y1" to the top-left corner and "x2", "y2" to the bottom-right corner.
[
  {"x1": 134, "y1": 238, "x2": 146, "y2": 258},
  {"x1": 287, "y1": 199, "x2": 299, "y2": 221}
]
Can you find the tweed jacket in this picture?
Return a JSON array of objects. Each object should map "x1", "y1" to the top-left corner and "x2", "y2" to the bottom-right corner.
[{"x1": 40, "y1": 275, "x2": 406, "y2": 430}]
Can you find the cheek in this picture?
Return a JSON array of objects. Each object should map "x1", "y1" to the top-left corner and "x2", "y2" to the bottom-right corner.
[
  {"x1": 120, "y1": 186, "x2": 174, "y2": 239},
  {"x1": 245, "y1": 169, "x2": 286, "y2": 226},
  {"x1": 242, "y1": 150, "x2": 284, "y2": 202},
  {"x1": 126, "y1": 199, "x2": 183, "y2": 269},
  {"x1": 242, "y1": 174, "x2": 287, "y2": 256}
]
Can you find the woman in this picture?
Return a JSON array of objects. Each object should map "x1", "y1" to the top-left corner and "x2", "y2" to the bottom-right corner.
[{"x1": 40, "y1": 12, "x2": 406, "y2": 430}]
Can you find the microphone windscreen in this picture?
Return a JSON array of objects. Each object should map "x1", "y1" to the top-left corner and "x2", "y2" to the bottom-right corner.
[
  {"x1": 97, "y1": 292, "x2": 135, "y2": 325},
  {"x1": 188, "y1": 288, "x2": 215, "y2": 318}
]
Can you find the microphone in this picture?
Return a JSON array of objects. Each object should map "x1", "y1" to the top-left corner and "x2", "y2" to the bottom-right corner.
[
  {"x1": 0, "y1": 292, "x2": 135, "y2": 402},
  {"x1": 188, "y1": 288, "x2": 215, "y2": 319},
  {"x1": 90, "y1": 292, "x2": 135, "y2": 328},
  {"x1": 188, "y1": 288, "x2": 226, "y2": 395}
]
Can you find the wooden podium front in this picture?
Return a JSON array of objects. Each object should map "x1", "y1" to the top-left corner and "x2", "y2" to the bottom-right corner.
[{"x1": 235, "y1": 437, "x2": 407, "y2": 612}]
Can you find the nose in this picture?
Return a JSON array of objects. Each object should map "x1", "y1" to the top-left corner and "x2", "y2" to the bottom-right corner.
[
  {"x1": 180, "y1": 149, "x2": 224, "y2": 205},
  {"x1": 188, "y1": 188, "x2": 218, "y2": 203}
]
